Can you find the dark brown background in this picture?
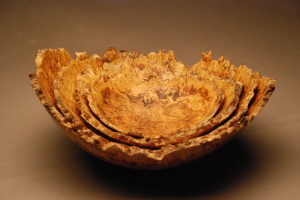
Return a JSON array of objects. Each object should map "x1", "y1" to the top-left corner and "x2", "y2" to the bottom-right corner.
[{"x1": 1, "y1": 0, "x2": 299, "y2": 199}]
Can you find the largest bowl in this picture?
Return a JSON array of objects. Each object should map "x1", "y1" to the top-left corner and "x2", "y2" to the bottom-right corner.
[{"x1": 29, "y1": 48, "x2": 276, "y2": 169}]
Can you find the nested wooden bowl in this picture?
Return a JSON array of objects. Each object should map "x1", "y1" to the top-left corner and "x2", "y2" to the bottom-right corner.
[{"x1": 29, "y1": 48, "x2": 275, "y2": 169}]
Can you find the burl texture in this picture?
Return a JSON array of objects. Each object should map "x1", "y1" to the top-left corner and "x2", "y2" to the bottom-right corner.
[{"x1": 29, "y1": 48, "x2": 276, "y2": 169}]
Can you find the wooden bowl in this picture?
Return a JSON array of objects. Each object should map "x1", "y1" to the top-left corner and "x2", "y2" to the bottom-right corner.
[{"x1": 29, "y1": 48, "x2": 276, "y2": 169}]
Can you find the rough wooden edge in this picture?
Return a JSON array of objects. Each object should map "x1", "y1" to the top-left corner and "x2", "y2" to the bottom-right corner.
[{"x1": 29, "y1": 48, "x2": 276, "y2": 169}]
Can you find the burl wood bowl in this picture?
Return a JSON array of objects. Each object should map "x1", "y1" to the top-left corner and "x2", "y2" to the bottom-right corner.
[{"x1": 29, "y1": 48, "x2": 276, "y2": 169}]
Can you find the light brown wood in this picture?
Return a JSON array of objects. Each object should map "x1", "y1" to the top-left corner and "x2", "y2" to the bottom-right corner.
[{"x1": 29, "y1": 48, "x2": 276, "y2": 169}]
